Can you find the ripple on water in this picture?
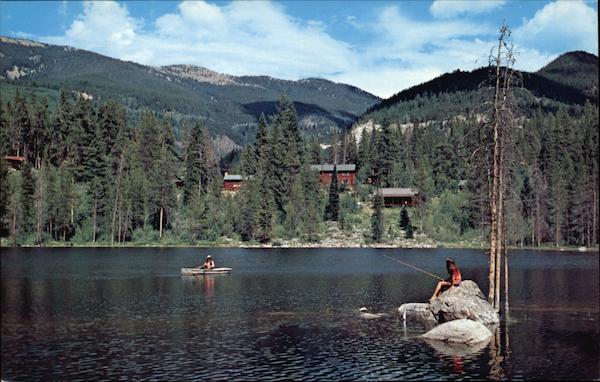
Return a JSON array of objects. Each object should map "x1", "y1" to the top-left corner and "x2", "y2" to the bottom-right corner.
[{"x1": 2, "y1": 248, "x2": 599, "y2": 380}]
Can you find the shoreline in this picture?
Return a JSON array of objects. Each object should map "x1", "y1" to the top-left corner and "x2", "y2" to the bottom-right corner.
[{"x1": 2, "y1": 240, "x2": 597, "y2": 252}]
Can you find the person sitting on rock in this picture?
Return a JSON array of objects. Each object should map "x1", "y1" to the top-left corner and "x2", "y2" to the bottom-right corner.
[{"x1": 429, "y1": 257, "x2": 461, "y2": 303}]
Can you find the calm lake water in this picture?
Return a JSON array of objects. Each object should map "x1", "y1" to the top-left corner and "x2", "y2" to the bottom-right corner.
[{"x1": 1, "y1": 247, "x2": 598, "y2": 380}]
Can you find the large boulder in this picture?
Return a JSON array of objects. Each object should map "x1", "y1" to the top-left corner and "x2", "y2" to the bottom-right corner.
[
  {"x1": 424, "y1": 336, "x2": 490, "y2": 356},
  {"x1": 422, "y1": 318, "x2": 493, "y2": 345},
  {"x1": 429, "y1": 280, "x2": 499, "y2": 325},
  {"x1": 397, "y1": 280, "x2": 499, "y2": 326}
]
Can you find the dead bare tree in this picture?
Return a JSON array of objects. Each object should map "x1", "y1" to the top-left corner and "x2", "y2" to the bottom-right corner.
[{"x1": 477, "y1": 23, "x2": 520, "y2": 311}]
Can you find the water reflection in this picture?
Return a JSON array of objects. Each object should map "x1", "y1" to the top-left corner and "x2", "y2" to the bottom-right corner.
[
  {"x1": 203, "y1": 275, "x2": 215, "y2": 298},
  {"x1": 488, "y1": 324, "x2": 506, "y2": 380},
  {"x1": 1, "y1": 248, "x2": 598, "y2": 380}
]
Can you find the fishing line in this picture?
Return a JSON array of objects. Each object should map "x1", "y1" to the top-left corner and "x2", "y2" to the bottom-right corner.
[{"x1": 379, "y1": 253, "x2": 444, "y2": 281}]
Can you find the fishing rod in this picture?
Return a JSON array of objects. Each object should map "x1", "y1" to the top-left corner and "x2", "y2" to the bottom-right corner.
[{"x1": 379, "y1": 253, "x2": 444, "y2": 281}]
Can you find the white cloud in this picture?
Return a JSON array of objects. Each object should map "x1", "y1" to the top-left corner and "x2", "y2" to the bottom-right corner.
[
  {"x1": 374, "y1": 6, "x2": 493, "y2": 53},
  {"x1": 514, "y1": 0, "x2": 598, "y2": 55},
  {"x1": 346, "y1": 6, "x2": 500, "y2": 96},
  {"x1": 331, "y1": 66, "x2": 443, "y2": 100},
  {"x1": 45, "y1": 1, "x2": 355, "y2": 81},
  {"x1": 38, "y1": 0, "x2": 591, "y2": 98},
  {"x1": 430, "y1": 0, "x2": 506, "y2": 19},
  {"x1": 46, "y1": 1, "x2": 141, "y2": 51}
]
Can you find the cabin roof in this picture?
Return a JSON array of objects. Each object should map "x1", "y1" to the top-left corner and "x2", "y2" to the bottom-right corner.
[
  {"x1": 4, "y1": 155, "x2": 26, "y2": 162},
  {"x1": 379, "y1": 188, "x2": 419, "y2": 197},
  {"x1": 311, "y1": 164, "x2": 356, "y2": 172},
  {"x1": 223, "y1": 174, "x2": 247, "y2": 181}
]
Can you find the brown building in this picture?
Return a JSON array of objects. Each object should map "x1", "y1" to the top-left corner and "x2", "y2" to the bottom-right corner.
[
  {"x1": 222, "y1": 174, "x2": 248, "y2": 192},
  {"x1": 378, "y1": 188, "x2": 421, "y2": 207},
  {"x1": 311, "y1": 164, "x2": 356, "y2": 188},
  {"x1": 4, "y1": 155, "x2": 25, "y2": 170}
]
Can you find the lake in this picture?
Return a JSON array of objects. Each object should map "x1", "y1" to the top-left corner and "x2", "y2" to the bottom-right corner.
[{"x1": 1, "y1": 247, "x2": 598, "y2": 380}]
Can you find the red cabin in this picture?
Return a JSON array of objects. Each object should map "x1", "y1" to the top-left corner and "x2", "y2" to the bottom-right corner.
[
  {"x1": 311, "y1": 164, "x2": 356, "y2": 188},
  {"x1": 378, "y1": 188, "x2": 421, "y2": 207},
  {"x1": 4, "y1": 155, "x2": 26, "y2": 170},
  {"x1": 222, "y1": 174, "x2": 248, "y2": 192}
]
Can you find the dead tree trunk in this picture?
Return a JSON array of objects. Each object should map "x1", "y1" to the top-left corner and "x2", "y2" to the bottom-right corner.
[
  {"x1": 488, "y1": 30, "x2": 504, "y2": 306},
  {"x1": 482, "y1": 23, "x2": 517, "y2": 311}
]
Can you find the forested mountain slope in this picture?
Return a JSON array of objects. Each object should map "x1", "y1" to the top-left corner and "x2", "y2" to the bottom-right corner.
[
  {"x1": 357, "y1": 51, "x2": 598, "y2": 126},
  {"x1": 338, "y1": 50, "x2": 598, "y2": 249},
  {"x1": 0, "y1": 36, "x2": 379, "y2": 150},
  {"x1": 537, "y1": 51, "x2": 599, "y2": 99}
]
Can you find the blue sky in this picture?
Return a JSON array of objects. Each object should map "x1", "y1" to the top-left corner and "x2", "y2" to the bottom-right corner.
[{"x1": 1, "y1": 0, "x2": 598, "y2": 98}]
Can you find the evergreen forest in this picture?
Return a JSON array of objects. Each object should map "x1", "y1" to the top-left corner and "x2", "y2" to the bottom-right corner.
[{"x1": 1, "y1": 84, "x2": 597, "y2": 248}]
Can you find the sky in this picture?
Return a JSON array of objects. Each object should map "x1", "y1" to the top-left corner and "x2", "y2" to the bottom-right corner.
[{"x1": 0, "y1": 0, "x2": 598, "y2": 98}]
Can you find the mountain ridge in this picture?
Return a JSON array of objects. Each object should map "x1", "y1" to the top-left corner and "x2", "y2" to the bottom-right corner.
[
  {"x1": 355, "y1": 51, "x2": 598, "y2": 130},
  {"x1": 0, "y1": 35, "x2": 380, "y2": 151}
]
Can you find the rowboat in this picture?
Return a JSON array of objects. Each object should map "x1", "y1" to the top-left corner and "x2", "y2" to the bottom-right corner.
[{"x1": 181, "y1": 267, "x2": 232, "y2": 275}]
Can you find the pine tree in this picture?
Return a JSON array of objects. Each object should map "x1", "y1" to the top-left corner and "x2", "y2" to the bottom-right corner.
[
  {"x1": 371, "y1": 190, "x2": 384, "y2": 242},
  {"x1": 255, "y1": 113, "x2": 270, "y2": 164},
  {"x1": 239, "y1": 146, "x2": 256, "y2": 176},
  {"x1": 0, "y1": 100, "x2": 9, "y2": 234},
  {"x1": 276, "y1": 95, "x2": 303, "y2": 170},
  {"x1": 357, "y1": 128, "x2": 371, "y2": 171},
  {"x1": 255, "y1": 128, "x2": 276, "y2": 242},
  {"x1": 299, "y1": 158, "x2": 322, "y2": 242},
  {"x1": 399, "y1": 207, "x2": 410, "y2": 230},
  {"x1": 405, "y1": 221, "x2": 414, "y2": 239},
  {"x1": 71, "y1": 95, "x2": 96, "y2": 182},
  {"x1": 8, "y1": 170, "x2": 23, "y2": 246},
  {"x1": 329, "y1": 129, "x2": 339, "y2": 164},
  {"x1": 255, "y1": 180, "x2": 274, "y2": 243},
  {"x1": 308, "y1": 137, "x2": 321, "y2": 164},
  {"x1": 346, "y1": 132, "x2": 358, "y2": 165},
  {"x1": 0, "y1": 151, "x2": 8, "y2": 236},
  {"x1": 284, "y1": 177, "x2": 303, "y2": 238},
  {"x1": 183, "y1": 122, "x2": 207, "y2": 204},
  {"x1": 50, "y1": 90, "x2": 72, "y2": 165},
  {"x1": 153, "y1": 118, "x2": 177, "y2": 239},
  {"x1": 269, "y1": 122, "x2": 288, "y2": 220},
  {"x1": 237, "y1": 177, "x2": 258, "y2": 241},
  {"x1": 13, "y1": 88, "x2": 31, "y2": 159},
  {"x1": 31, "y1": 96, "x2": 50, "y2": 169},
  {"x1": 324, "y1": 165, "x2": 339, "y2": 221},
  {"x1": 55, "y1": 165, "x2": 74, "y2": 241},
  {"x1": 187, "y1": 191, "x2": 210, "y2": 241},
  {"x1": 107, "y1": 115, "x2": 131, "y2": 245},
  {"x1": 34, "y1": 163, "x2": 49, "y2": 244},
  {"x1": 20, "y1": 161, "x2": 35, "y2": 234}
]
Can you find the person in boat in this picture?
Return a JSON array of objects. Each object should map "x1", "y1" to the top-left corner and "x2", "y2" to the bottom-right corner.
[
  {"x1": 429, "y1": 257, "x2": 461, "y2": 302},
  {"x1": 201, "y1": 255, "x2": 215, "y2": 270}
]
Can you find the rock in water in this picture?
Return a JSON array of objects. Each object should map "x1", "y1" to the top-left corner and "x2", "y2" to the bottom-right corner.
[
  {"x1": 424, "y1": 335, "x2": 491, "y2": 356},
  {"x1": 429, "y1": 280, "x2": 499, "y2": 325},
  {"x1": 422, "y1": 319, "x2": 493, "y2": 345},
  {"x1": 397, "y1": 280, "x2": 499, "y2": 326},
  {"x1": 398, "y1": 303, "x2": 437, "y2": 326},
  {"x1": 358, "y1": 307, "x2": 389, "y2": 319}
]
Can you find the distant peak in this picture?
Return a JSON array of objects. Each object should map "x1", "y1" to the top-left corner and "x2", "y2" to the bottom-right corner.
[
  {"x1": 0, "y1": 36, "x2": 46, "y2": 48},
  {"x1": 158, "y1": 64, "x2": 239, "y2": 86},
  {"x1": 539, "y1": 50, "x2": 599, "y2": 72}
]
